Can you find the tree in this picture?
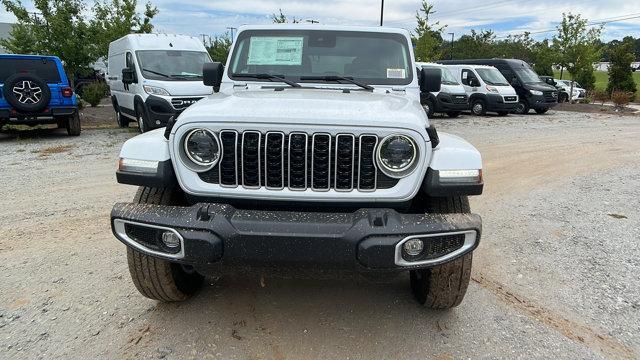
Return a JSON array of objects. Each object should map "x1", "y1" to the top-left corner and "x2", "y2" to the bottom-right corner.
[
  {"x1": 1, "y1": 0, "x2": 95, "y2": 86},
  {"x1": 90, "y1": 0, "x2": 158, "y2": 59},
  {"x1": 412, "y1": 1, "x2": 445, "y2": 62},
  {"x1": 606, "y1": 39, "x2": 636, "y2": 94},
  {"x1": 531, "y1": 39, "x2": 556, "y2": 76},
  {"x1": 552, "y1": 13, "x2": 602, "y2": 96},
  {"x1": 452, "y1": 30, "x2": 496, "y2": 59},
  {"x1": 271, "y1": 9, "x2": 300, "y2": 23},
  {"x1": 207, "y1": 32, "x2": 232, "y2": 63},
  {"x1": 494, "y1": 33, "x2": 534, "y2": 62}
]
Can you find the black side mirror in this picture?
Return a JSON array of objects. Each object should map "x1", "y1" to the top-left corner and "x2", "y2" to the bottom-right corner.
[
  {"x1": 545, "y1": 78, "x2": 556, "y2": 86},
  {"x1": 420, "y1": 68, "x2": 441, "y2": 93},
  {"x1": 469, "y1": 78, "x2": 480, "y2": 87},
  {"x1": 122, "y1": 68, "x2": 136, "y2": 85},
  {"x1": 203, "y1": 62, "x2": 224, "y2": 92}
]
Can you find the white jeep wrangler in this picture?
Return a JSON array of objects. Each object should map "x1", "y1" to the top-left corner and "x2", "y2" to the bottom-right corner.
[{"x1": 111, "y1": 25, "x2": 483, "y2": 309}]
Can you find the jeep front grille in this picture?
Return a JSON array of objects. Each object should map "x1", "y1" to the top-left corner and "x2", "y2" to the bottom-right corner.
[{"x1": 198, "y1": 131, "x2": 398, "y2": 191}]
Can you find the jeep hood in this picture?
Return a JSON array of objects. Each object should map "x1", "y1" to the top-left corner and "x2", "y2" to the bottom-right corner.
[{"x1": 176, "y1": 88, "x2": 428, "y2": 133}]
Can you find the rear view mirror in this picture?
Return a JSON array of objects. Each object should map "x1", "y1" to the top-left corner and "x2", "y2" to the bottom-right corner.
[
  {"x1": 420, "y1": 68, "x2": 441, "y2": 93},
  {"x1": 122, "y1": 68, "x2": 136, "y2": 85},
  {"x1": 203, "y1": 62, "x2": 224, "y2": 92}
]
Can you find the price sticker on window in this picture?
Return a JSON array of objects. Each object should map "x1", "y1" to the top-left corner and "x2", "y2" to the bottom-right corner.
[{"x1": 247, "y1": 37, "x2": 304, "y2": 66}]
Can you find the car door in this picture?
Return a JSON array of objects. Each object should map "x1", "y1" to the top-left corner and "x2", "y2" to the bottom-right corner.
[
  {"x1": 460, "y1": 68, "x2": 479, "y2": 94},
  {"x1": 118, "y1": 51, "x2": 140, "y2": 115}
]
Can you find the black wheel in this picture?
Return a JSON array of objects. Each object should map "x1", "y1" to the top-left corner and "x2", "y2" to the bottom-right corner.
[
  {"x1": 2, "y1": 73, "x2": 51, "y2": 113},
  {"x1": 559, "y1": 92, "x2": 568, "y2": 103},
  {"x1": 127, "y1": 187, "x2": 204, "y2": 302},
  {"x1": 135, "y1": 102, "x2": 148, "y2": 133},
  {"x1": 66, "y1": 111, "x2": 81, "y2": 136},
  {"x1": 535, "y1": 108, "x2": 549, "y2": 114},
  {"x1": 423, "y1": 99, "x2": 435, "y2": 117},
  {"x1": 410, "y1": 196, "x2": 473, "y2": 309},
  {"x1": 497, "y1": 111, "x2": 509, "y2": 116},
  {"x1": 116, "y1": 111, "x2": 129, "y2": 128},
  {"x1": 471, "y1": 99, "x2": 487, "y2": 116},
  {"x1": 514, "y1": 100, "x2": 529, "y2": 114},
  {"x1": 447, "y1": 111, "x2": 461, "y2": 118}
]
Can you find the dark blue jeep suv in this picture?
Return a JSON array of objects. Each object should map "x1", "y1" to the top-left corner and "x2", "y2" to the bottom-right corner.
[{"x1": 0, "y1": 54, "x2": 81, "y2": 136}]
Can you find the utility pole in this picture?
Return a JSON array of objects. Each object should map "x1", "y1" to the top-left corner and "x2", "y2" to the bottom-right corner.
[
  {"x1": 448, "y1": 33, "x2": 455, "y2": 60},
  {"x1": 380, "y1": 0, "x2": 384, "y2": 26},
  {"x1": 227, "y1": 27, "x2": 237, "y2": 40}
]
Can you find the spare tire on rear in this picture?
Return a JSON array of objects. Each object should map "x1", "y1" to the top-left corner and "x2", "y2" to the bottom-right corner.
[{"x1": 2, "y1": 73, "x2": 51, "y2": 113}]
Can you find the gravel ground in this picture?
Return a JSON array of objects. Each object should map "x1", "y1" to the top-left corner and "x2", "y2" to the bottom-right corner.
[{"x1": 0, "y1": 110, "x2": 638, "y2": 359}]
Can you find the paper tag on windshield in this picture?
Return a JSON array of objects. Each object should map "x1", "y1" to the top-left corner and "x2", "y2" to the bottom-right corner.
[
  {"x1": 387, "y1": 68, "x2": 406, "y2": 79},
  {"x1": 247, "y1": 37, "x2": 303, "y2": 66}
]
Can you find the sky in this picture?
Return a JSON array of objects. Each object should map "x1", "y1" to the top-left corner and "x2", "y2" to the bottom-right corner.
[{"x1": 1, "y1": 0, "x2": 639, "y2": 42}]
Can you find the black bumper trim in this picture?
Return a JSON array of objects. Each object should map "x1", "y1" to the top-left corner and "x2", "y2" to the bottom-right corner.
[
  {"x1": 422, "y1": 169, "x2": 483, "y2": 197},
  {"x1": 111, "y1": 202, "x2": 482, "y2": 271}
]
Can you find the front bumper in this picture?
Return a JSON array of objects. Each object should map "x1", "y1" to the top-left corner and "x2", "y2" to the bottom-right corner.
[
  {"x1": 528, "y1": 94, "x2": 558, "y2": 110},
  {"x1": 434, "y1": 93, "x2": 469, "y2": 112},
  {"x1": 111, "y1": 202, "x2": 481, "y2": 272},
  {"x1": 143, "y1": 95, "x2": 203, "y2": 129}
]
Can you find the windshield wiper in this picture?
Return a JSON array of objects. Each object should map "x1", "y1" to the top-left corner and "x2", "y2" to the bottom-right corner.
[
  {"x1": 231, "y1": 73, "x2": 301, "y2": 88},
  {"x1": 300, "y1": 75, "x2": 374, "y2": 91},
  {"x1": 142, "y1": 68, "x2": 171, "y2": 78}
]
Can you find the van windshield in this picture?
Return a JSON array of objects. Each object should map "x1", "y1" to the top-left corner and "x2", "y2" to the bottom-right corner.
[
  {"x1": 136, "y1": 50, "x2": 211, "y2": 81},
  {"x1": 228, "y1": 30, "x2": 412, "y2": 86},
  {"x1": 514, "y1": 67, "x2": 542, "y2": 84},
  {"x1": 476, "y1": 68, "x2": 510, "y2": 86}
]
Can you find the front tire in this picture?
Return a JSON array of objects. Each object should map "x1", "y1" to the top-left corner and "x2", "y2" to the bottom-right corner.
[
  {"x1": 410, "y1": 196, "x2": 473, "y2": 309},
  {"x1": 135, "y1": 103, "x2": 149, "y2": 133},
  {"x1": 424, "y1": 99, "x2": 435, "y2": 117},
  {"x1": 514, "y1": 100, "x2": 529, "y2": 114},
  {"x1": 471, "y1": 99, "x2": 487, "y2": 116},
  {"x1": 116, "y1": 110, "x2": 129, "y2": 128},
  {"x1": 126, "y1": 187, "x2": 204, "y2": 302}
]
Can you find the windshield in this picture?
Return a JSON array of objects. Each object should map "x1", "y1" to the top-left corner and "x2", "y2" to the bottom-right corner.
[
  {"x1": 475, "y1": 68, "x2": 510, "y2": 86},
  {"x1": 424, "y1": 66, "x2": 458, "y2": 85},
  {"x1": 228, "y1": 30, "x2": 412, "y2": 86},
  {"x1": 136, "y1": 50, "x2": 211, "y2": 81},
  {"x1": 514, "y1": 67, "x2": 542, "y2": 84}
]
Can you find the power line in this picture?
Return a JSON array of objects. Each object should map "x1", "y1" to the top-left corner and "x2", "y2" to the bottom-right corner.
[{"x1": 494, "y1": 13, "x2": 640, "y2": 38}]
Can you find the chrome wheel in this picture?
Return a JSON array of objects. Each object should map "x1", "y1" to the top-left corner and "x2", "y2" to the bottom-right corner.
[
  {"x1": 472, "y1": 103, "x2": 483, "y2": 115},
  {"x1": 12, "y1": 81, "x2": 42, "y2": 104}
]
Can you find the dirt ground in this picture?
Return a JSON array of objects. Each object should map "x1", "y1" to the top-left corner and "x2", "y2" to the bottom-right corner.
[{"x1": 0, "y1": 109, "x2": 638, "y2": 359}]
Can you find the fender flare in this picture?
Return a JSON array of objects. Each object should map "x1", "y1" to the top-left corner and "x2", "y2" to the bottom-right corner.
[
  {"x1": 117, "y1": 128, "x2": 176, "y2": 187},
  {"x1": 468, "y1": 93, "x2": 487, "y2": 104}
]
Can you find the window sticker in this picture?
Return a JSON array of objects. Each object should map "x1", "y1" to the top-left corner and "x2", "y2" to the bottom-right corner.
[
  {"x1": 387, "y1": 68, "x2": 406, "y2": 79},
  {"x1": 247, "y1": 37, "x2": 304, "y2": 66}
]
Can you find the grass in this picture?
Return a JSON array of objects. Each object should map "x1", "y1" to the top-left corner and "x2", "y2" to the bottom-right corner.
[{"x1": 552, "y1": 70, "x2": 640, "y2": 102}]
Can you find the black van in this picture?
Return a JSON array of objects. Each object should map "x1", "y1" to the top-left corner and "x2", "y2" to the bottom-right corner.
[{"x1": 438, "y1": 59, "x2": 558, "y2": 114}]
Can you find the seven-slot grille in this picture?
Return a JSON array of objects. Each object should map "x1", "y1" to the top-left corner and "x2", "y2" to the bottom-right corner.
[{"x1": 197, "y1": 131, "x2": 399, "y2": 191}]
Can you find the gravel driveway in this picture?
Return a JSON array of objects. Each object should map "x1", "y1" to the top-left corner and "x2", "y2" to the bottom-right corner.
[{"x1": 0, "y1": 110, "x2": 638, "y2": 359}]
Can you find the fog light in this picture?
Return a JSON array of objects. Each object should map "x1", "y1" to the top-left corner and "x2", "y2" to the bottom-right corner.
[
  {"x1": 403, "y1": 238, "x2": 424, "y2": 256},
  {"x1": 161, "y1": 231, "x2": 181, "y2": 248}
]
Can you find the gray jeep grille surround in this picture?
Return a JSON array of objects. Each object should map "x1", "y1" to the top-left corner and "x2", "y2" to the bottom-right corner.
[{"x1": 197, "y1": 130, "x2": 399, "y2": 191}]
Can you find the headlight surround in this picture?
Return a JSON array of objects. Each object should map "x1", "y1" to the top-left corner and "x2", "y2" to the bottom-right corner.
[
  {"x1": 143, "y1": 85, "x2": 171, "y2": 96},
  {"x1": 530, "y1": 90, "x2": 543, "y2": 96},
  {"x1": 376, "y1": 134, "x2": 419, "y2": 178},
  {"x1": 182, "y1": 128, "x2": 220, "y2": 171}
]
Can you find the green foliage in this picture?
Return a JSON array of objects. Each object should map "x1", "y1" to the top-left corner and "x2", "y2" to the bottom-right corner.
[
  {"x1": 412, "y1": 1, "x2": 445, "y2": 62},
  {"x1": 1, "y1": 0, "x2": 95, "y2": 85},
  {"x1": 90, "y1": 0, "x2": 158, "y2": 59},
  {"x1": 271, "y1": 9, "x2": 299, "y2": 23},
  {"x1": 81, "y1": 82, "x2": 109, "y2": 107},
  {"x1": 552, "y1": 13, "x2": 602, "y2": 92},
  {"x1": 207, "y1": 33, "x2": 232, "y2": 64},
  {"x1": 494, "y1": 33, "x2": 534, "y2": 61},
  {"x1": 452, "y1": 30, "x2": 496, "y2": 59},
  {"x1": 606, "y1": 39, "x2": 637, "y2": 94},
  {"x1": 531, "y1": 40, "x2": 556, "y2": 76}
]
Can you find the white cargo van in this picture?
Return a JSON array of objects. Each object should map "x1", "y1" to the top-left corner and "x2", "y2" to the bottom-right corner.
[
  {"x1": 441, "y1": 64, "x2": 518, "y2": 116},
  {"x1": 416, "y1": 62, "x2": 468, "y2": 118},
  {"x1": 107, "y1": 34, "x2": 213, "y2": 132}
]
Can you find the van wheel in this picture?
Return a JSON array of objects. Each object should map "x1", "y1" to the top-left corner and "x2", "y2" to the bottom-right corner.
[
  {"x1": 135, "y1": 103, "x2": 148, "y2": 133},
  {"x1": 515, "y1": 101, "x2": 529, "y2": 114},
  {"x1": 66, "y1": 111, "x2": 81, "y2": 136},
  {"x1": 447, "y1": 111, "x2": 461, "y2": 118},
  {"x1": 116, "y1": 111, "x2": 129, "y2": 128},
  {"x1": 127, "y1": 187, "x2": 204, "y2": 302},
  {"x1": 423, "y1": 99, "x2": 435, "y2": 117},
  {"x1": 410, "y1": 196, "x2": 473, "y2": 309},
  {"x1": 471, "y1": 99, "x2": 486, "y2": 116}
]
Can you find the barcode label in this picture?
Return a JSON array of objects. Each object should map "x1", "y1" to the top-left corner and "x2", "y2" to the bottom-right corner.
[{"x1": 386, "y1": 68, "x2": 406, "y2": 79}]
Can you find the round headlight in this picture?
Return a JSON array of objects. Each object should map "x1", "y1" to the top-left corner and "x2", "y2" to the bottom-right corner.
[
  {"x1": 376, "y1": 134, "x2": 418, "y2": 178},
  {"x1": 183, "y1": 129, "x2": 220, "y2": 168}
]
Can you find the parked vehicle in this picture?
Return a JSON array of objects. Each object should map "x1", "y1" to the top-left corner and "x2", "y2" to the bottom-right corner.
[
  {"x1": 111, "y1": 25, "x2": 484, "y2": 309},
  {"x1": 0, "y1": 54, "x2": 80, "y2": 135},
  {"x1": 417, "y1": 62, "x2": 468, "y2": 118},
  {"x1": 439, "y1": 59, "x2": 558, "y2": 114},
  {"x1": 107, "y1": 34, "x2": 213, "y2": 132},
  {"x1": 74, "y1": 69, "x2": 105, "y2": 97},
  {"x1": 440, "y1": 64, "x2": 518, "y2": 116},
  {"x1": 554, "y1": 79, "x2": 587, "y2": 102}
]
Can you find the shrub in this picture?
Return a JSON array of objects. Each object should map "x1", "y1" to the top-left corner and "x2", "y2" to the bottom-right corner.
[
  {"x1": 606, "y1": 40, "x2": 637, "y2": 95},
  {"x1": 590, "y1": 89, "x2": 609, "y2": 106},
  {"x1": 610, "y1": 91, "x2": 633, "y2": 109},
  {"x1": 81, "y1": 82, "x2": 108, "y2": 107}
]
